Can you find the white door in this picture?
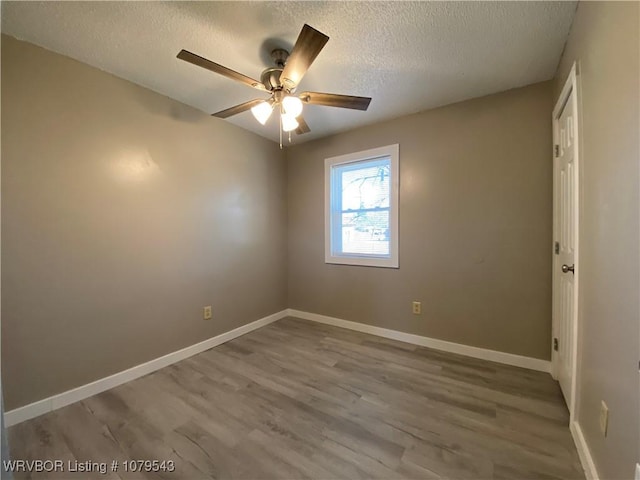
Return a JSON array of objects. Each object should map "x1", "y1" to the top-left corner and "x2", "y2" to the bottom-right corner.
[{"x1": 552, "y1": 76, "x2": 579, "y2": 412}]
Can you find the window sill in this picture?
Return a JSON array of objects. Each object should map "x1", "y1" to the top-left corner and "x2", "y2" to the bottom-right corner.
[{"x1": 325, "y1": 255, "x2": 399, "y2": 268}]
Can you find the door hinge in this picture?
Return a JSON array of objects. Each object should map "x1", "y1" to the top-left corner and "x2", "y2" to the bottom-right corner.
[
  {"x1": 554, "y1": 145, "x2": 560, "y2": 158},
  {"x1": 554, "y1": 241, "x2": 560, "y2": 255},
  {"x1": 553, "y1": 338, "x2": 559, "y2": 351}
]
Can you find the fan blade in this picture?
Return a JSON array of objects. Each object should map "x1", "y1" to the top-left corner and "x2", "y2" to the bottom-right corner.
[
  {"x1": 177, "y1": 49, "x2": 266, "y2": 91},
  {"x1": 299, "y1": 92, "x2": 372, "y2": 111},
  {"x1": 295, "y1": 116, "x2": 311, "y2": 135},
  {"x1": 280, "y1": 25, "x2": 329, "y2": 90},
  {"x1": 212, "y1": 99, "x2": 266, "y2": 118}
]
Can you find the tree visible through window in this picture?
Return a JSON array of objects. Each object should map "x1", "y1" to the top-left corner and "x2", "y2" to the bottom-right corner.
[
  {"x1": 325, "y1": 144, "x2": 399, "y2": 268},
  {"x1": 338, "y1": 159, "x2": 390, "y2": 255}
]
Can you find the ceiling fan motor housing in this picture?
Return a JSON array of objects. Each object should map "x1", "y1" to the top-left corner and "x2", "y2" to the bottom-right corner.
[
  {"x1": 260, "y1": 67, "x2": 284, "y2": 92},
  {"x1": 260, "y1": 48, "x2": 290, "y2": 92}
]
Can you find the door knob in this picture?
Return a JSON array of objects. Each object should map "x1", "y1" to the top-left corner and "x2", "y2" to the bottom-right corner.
[{"x1": 562, "y1": 264, "x2": 575, "y2": 274}]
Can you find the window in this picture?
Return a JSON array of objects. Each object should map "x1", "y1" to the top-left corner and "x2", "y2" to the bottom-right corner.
[{"x1": 325, "y1": 144, "x2": 399, "y2": 268}]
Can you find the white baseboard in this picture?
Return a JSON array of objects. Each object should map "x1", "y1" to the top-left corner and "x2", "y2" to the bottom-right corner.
[
  {"x1": 4, "y1": 309, "x2": 288, "y2": 427},
  {"x1": 286, "y1": 309, "x2": 551, "y2": 373},
  {"x1": 6, "y1": 307, "x2": 589, "y2": 477},
  {"x1": 288, "y1": 310, "x2": 597, "y2": 479},
  {"x1": 570, "y1": 420, "x2": 599, "y2": 480},
  {"x1": 4, "y1": 308, "x2": 553, "y2": 427}
]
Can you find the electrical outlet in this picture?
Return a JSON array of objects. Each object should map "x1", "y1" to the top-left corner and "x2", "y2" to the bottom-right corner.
[
  {"x1": 203, "y1": 306, "x2": 212, "y2": 320},
  {"x1": 599, "y1": 400, "x2": 609, "y2": 436},
  {"x1": 412, "y1": 301, "x2": 421, "y2": 315},
  {"x1": 634, "y1": 463, "x2": 640, "y2": 480}
]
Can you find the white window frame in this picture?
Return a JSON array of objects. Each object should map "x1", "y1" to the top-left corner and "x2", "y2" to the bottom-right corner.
[{"x1": 324, "y1": 144, "x2": 399, "y2": 268}]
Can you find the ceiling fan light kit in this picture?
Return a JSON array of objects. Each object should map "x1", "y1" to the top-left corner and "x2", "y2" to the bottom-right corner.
[
  {"x1": 177, "y1": 24, "x2": 372, "y2": 147},
  {"x1": 282, "y1": 95, "x2": 303, "y2": 118},
  {"x1": 281, "y1": 113, "x2": 299, "y2": 132},
  {"x1": 250, "y1": 100, "x2": 273, "y2": 125}
]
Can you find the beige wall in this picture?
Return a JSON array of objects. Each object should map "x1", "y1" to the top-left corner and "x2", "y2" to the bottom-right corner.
[
  {"x1": 554, "y1": 3, "x2": 639, "y2": 479},
  {"x1": 1, "y1": 36, "x2": 288, "y2": 410},
  {"x1": 287, "y1": 81, "x2": 554, "y2": 360}
]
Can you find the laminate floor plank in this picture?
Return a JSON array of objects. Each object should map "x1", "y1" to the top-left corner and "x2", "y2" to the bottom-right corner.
[
  {"x1": 8, "y1": 415, "x2": 79, "y2": 480},
  {"x1": 8, "y1": 317, "x2": 585, "y2": 479}
]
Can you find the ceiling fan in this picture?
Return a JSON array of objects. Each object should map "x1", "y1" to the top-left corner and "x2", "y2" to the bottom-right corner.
[{"x1": 177, "y1": 24, "x2": 372, "y2": 145}]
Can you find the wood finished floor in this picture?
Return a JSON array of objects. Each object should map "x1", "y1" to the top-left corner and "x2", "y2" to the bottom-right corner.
[{"x1": 9, "y1": 317, "x2": 584, "y2": 479}]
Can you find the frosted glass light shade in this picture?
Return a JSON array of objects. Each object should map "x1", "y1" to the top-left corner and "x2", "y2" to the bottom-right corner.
[
  {"x1": 282, "y1": 95, "x2": 303, "y2": 118},
  {"x1": 281, "y1": 114, "x2": 299, "y2": 132},
  {"x1": 251, "y1": 101, "x2": 273, "y2": 125}
]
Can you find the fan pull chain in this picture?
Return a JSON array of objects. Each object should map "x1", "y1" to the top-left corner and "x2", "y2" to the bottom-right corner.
[{"x1": 279, "y1": 109, "x2": 283, "y2": 149}]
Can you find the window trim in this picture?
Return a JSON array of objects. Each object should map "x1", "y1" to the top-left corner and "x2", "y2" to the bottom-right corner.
[{"x1": 324, "y1": 144, "x2": 399, "y2": 268}]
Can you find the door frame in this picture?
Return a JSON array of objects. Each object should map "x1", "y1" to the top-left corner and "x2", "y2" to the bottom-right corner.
[{"x1": 551, "y1": 62, "x2": 581, "y2": 419}]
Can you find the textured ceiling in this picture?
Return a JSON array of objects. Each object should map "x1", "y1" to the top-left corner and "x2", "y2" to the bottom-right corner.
[{"x1": 1, "y1": 1, "x2": 576, "y2": 145}]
